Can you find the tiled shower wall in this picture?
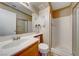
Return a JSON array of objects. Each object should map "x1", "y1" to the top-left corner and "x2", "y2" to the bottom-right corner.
[{"x1": 52, "y1": 15, "x2": 72, "y2": 52}]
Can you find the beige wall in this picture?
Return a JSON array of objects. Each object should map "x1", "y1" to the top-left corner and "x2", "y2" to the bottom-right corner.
[
  {"x1": 0, "y1": 3, "x2": 32, "y2": 20},
  {"x1": 32, "y1": 6, "x2": 52, "y2": 48}
]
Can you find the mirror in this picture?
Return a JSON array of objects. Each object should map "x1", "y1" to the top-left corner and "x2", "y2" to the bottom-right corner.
[
  {"x1": 16, "y1": 18, "x2": 32, "y2": 34},
  {"x1": 0, "y1": 8, "x2": 32, "y2": 36}
]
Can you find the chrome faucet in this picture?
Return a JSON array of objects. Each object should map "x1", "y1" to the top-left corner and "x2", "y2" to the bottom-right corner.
[
  {"x1": 13, "y1": 36, "x2": 20, "y2": 40},
  {"x1": 35, "y1": 24, "x2": 41, "y2": 33}
]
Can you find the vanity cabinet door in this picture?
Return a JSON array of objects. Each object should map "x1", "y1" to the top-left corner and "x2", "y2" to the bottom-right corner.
[{"x1": 15, "y1": 42, "x2": 39, "y2": 56}]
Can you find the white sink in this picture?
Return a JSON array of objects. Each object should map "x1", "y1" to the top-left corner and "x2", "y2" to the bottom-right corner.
[
  {"x1": 2, "y1": 36, "x2": 34, "y2": 49},
  {"x1": 2, "y1": 40, "x2": 23, "y2": 49}
]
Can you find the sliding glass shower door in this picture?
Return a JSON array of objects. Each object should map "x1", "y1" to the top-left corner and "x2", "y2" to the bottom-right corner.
[{"x1": 72, "y1": 5, "x2": 79, "y2": 56}]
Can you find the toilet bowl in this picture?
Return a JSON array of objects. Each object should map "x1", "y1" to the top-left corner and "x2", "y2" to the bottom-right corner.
[{"x1": 39, "y1": 43, "x2": 49, "y2": 56}]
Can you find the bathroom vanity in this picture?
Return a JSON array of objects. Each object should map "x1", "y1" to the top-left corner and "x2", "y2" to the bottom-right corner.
[
  {"x1": 14, "y1": 41, "x2": 39, "y2": 56},
  {"x1": 0, "y1": 33, "x2": 43, "y2": 56}
]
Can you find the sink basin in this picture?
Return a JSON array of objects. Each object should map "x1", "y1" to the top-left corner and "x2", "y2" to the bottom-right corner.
[
  {"x1": 2, "y1": 36, "x2": 34, "y2": 49},
  {"x1": 2, "y1": 40, "x2": 23, "y2": 49}
]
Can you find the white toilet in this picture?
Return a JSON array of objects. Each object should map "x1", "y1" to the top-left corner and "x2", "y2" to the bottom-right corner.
[{"x1": 39, "y1": 43, "x2": 49, "y2": 56}]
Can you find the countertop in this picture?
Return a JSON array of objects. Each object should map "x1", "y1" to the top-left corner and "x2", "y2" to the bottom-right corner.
[
  {"x1": 0, "y1": 32, "x2": 42, "y2": 56},
  {"x1": 0, "y1": 32, "x2": 42, "y2": 42}
]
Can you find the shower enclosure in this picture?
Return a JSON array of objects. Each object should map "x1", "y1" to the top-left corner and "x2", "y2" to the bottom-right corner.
[
  {"x1": 51, "y1": 15, "x2": 72, "y2": 56},
  {"x1": 72, "y1": 3, "x2": 79, "y2": 56},
  {"x1": 51, "y1": 3, "x2": 79, "y2": 56}
]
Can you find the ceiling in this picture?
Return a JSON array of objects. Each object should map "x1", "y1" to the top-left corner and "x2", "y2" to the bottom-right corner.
[
  {"x1": 3, "y1": 2, "x2": 32, "y2": 16},
  {"x1": 51, "y1": 2, "x2": 71, "y2": 10},
  {"x1": 3, "y1": 2, "x2": 72, "y2": 16},
  {"x1": 30, "y1": 2, "x2": 49, "y2": 10},
  {"x1": 30, "y1": 2, "x2": 71, "y2": 10}
]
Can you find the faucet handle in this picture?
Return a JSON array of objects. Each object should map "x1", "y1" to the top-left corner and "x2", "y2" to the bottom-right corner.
[
  {"x1": 13, "y1": 36, "x2": 20, "y2": 40},
  {"x1": 17, "y1": 36, "x2": 20, "y2": 40},
  {"x1": 13, "y1": 36, "x2": 17, "y2": 40}
]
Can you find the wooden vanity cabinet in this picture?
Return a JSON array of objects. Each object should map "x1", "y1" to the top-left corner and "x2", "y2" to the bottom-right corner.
[
  {"x1": 14, "y1": 41, "x2": 39, "y2": 56},
  {"x1": 13, "y1": 34, "x2": 43, "y2": 56},
  {"x1": 34, "y1": 34, "x2": 43, "y2": 56}
]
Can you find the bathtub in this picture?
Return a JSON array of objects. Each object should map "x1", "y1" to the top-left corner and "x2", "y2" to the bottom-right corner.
[{"x1": 51, "y1": 47, "x2": 72, "y2": 56}]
